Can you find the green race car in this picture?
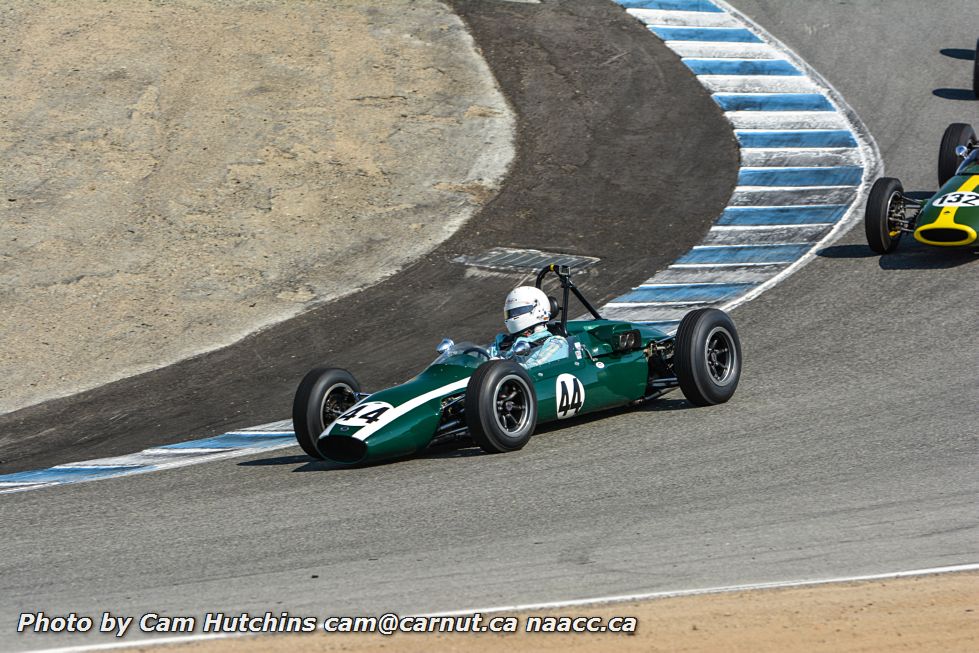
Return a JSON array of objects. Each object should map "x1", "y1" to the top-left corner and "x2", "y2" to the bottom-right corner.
[
  {"x1": 865, "y1": 122, "x2": 979, "y2": 252},
  {"x1": 293, "y1": 265, "x2": 742, "y2": 465}
]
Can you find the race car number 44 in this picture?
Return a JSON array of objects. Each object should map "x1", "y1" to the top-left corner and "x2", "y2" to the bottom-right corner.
[
  {"x1": 335, "y1": 401, "x2": 394, "y2": 426},
  {"x1": 556, "y1": 374, "x2": 585, "y2": 419},
  {"x1": 933, "y1": 192, "x2": 979, "y2": 207}
]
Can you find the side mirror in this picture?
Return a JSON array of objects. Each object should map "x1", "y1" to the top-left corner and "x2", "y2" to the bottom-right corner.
[
  {"x1": 955, "y1": 145, "x2": 969, "y2": 157},
  {"x1": 511, "y1": 340, "x2": 531, "y2": 357},
  {"x1": 436, "y1": 338, "x2": 454, "y2": 354}
]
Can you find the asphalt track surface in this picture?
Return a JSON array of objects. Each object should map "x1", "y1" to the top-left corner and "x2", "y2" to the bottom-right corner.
[{"x1": 2, "y1": 1, "x2": 977, "y2": 650}]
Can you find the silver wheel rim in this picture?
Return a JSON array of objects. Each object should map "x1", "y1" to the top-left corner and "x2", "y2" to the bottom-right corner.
[
  {"x1": 494, "y1": 374, "x2": 531, "y2": 435},
  {"x1": 884, "y1": 190, "x2": 903, "y2": 240},
  {"x1": 704, "y1": 326, "x2": 736, "y2": 386},
  {"x1": 319, "y1": 382, "x2": 356, "y2": 427}
]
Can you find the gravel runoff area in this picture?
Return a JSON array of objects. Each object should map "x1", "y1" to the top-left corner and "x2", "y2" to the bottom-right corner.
[
  {"x1": 153, "y1": 572, "x2": 979, "y2": 652},
  {"x1": 0, "y1": 0, "x2": 512, "y2": 415}
]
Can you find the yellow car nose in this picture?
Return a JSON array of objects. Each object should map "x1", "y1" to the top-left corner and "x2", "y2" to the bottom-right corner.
[{"x1": 913, "y1": 224, "x2": 977, "y2": 246}]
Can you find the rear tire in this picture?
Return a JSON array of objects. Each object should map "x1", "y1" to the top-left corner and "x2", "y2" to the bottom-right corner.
[
  {"x1": 674, "y1": 308, "x2": 742, "y2": 407},
  {"x1": 292, "y1": 367, "x2": 360, "y2": 459},
  {"x1": 938, "y1": 123, "x2": 976, "y2": 186},
  {"x1": 465, "y1": 360, "x2": 537, "y2": 453},
  {"x1": 864, "y1": 177, "x2": 904, "y2": 254}
]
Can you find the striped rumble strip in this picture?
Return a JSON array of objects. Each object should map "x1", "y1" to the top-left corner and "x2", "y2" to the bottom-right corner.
[
  {"x1": 0, "y1": 420, "x2": 296, "y2": 494},
  {"x1": 605, "y1": 0, "x2": 880, "y2": 330}
]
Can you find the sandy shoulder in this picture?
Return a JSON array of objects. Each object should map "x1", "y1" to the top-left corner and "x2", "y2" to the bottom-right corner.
[
  {"x1": 0, "y1": 0, "x2": 512, "y2": 414},
  {"x1": 161, "y1": 571, "x2": 978, "y2": 652}
]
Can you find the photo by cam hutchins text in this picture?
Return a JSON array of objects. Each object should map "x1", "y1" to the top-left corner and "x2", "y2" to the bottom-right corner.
[
  {"x1": 17, "y1": 611, "x2": 639, "y2": 636},
  {"x1": 17, "y1": 612, "x2": 319, "y2": 637}
]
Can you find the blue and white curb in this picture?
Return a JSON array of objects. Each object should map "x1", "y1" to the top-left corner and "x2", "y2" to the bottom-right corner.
[
  {"x1": 1, "y1": 0, "x2": 882, "y2": 495},
  {"x1": 605, "y1": 0, "x2": 882, "y2": 330},
  {"x1": 0, "y1": 420, "x2": 295, "y2": 494}
]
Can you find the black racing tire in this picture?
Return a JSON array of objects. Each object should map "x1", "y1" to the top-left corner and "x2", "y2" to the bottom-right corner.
[
  {"x1": 465, "y1": 360, "x2": 537, "y2": 454},
  {"x1": 938, "y1": 122, "x2": 976, "y2": 186},
  {"x1": 292, "y1": 367, "x2": 360, "y2": 459},
  {"x1": 973, "y1": 38, "x2": 978, "y2": 99},
  {"x1": 864, "y1": 177, "x2": 904, "y2": 254},
  {"x1": 674, "y1": 308, "x2": 742, "y2": 407}
]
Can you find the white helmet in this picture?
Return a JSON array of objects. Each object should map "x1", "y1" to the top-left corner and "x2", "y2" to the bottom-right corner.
[{"x1": 503, "y1": 286, "x2": 551, "y2": 335}]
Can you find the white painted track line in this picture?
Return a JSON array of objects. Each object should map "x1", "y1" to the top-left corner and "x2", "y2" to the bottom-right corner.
[{"x1": 30, "y1": 563, "x2": 979, "y2": 653}]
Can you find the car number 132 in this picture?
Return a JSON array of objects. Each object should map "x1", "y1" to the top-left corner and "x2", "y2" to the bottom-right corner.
[{"x1": 933, "y1": 191, "x2": 979, "y2": 207}]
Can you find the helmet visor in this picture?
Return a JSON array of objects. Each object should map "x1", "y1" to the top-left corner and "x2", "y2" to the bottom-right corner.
[{"x1": 506, "y1": 305, "x2": 536, "y2": 320}]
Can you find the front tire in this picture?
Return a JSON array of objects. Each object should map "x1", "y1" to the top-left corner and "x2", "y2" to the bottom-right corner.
[
  {"x1": 864, "y1": 177, "x2": 904, "y2": 254},
  {"x1": 292, "y1": 367, "x2": 360, "y2": 459},
  {"x1": 938, "y1": 123, "x2": 976, "y2": 186},
  {"x1": 465, "y1": 360, "x2": 537, "y2": 453},
  {"x1": 674, "y1": 308, "x2": 742, "y2": 407}
]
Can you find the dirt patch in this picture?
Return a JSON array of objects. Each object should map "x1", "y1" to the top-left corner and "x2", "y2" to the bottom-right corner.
[
  {"x1": 0, "y1": 0, "x2": 512, "y2": 414},
  {"x1": 159, "y1": 571, "x2": 979, "y2": 652}
]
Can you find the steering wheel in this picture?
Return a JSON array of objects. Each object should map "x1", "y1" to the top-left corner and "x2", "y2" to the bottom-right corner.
[{"x1": 461, "y1": 346, "x2": 491, "y2": 359}]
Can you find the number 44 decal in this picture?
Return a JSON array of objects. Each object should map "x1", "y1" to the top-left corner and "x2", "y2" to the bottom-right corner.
[
  {"x1": 556, "y1": 373, "x2": 585, "y2": 419},
  {"x1": 335, "y1": 401, "x2": 393, "y2": 426}
]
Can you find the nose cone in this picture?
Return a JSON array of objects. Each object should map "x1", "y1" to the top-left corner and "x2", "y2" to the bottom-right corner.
[
  {"x1": 315, "y1": 365, "x2": 472, "y2": 465},
  {"x1": 317, "y1": 435, "x2": 367, "y2": 464},
  {"x1": 914, "y1": 225, "x2": 977, "y2": 246},
  {"x1": 317, "y1": 402, "x2": 443, "y2": 465}
]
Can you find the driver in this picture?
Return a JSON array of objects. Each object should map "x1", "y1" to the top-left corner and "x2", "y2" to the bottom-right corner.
[{"x1": 489, "y1": 286, "x2": 568, "y2": 367}]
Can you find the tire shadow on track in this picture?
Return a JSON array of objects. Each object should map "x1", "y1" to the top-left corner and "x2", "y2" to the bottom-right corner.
[
  {"x1": 932, "y1": 88, "x2": 976, "y2": 101},
  {"x1": 817, "y1": 243, "x2": 978, "y2": 270},
  {"x1": 237, "y1": 454, "x2": 403, "y2": 473},
  {"x1": 939, "y1": 48, "x2": 975, "y2": 61},
  {"x1": 935, "y1": 45, "x2": 976, "y2": 99},
  {"x1": 931, "y1": 43, "x2": 979, "y2": 102},
  {"x1": 237, "y1": 446, "x2": 484, "y2": 471}
]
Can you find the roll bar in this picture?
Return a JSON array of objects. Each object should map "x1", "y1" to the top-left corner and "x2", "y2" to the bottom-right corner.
[{"x1": 534, "y1": 264, "x2": 603, "y2": 332}]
